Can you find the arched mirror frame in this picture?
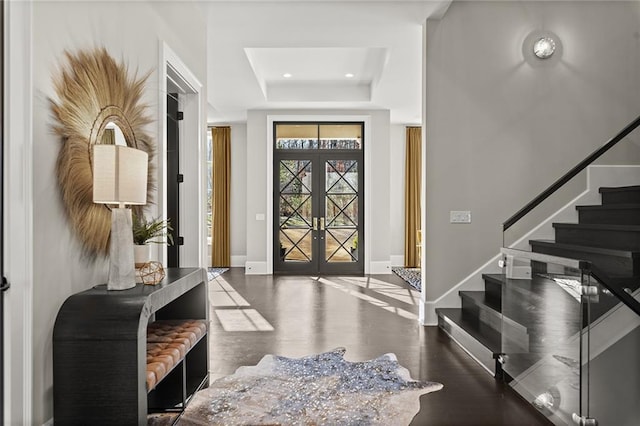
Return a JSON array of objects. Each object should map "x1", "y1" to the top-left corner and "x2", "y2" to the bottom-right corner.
[
  {"x1": 91, "y1": 107, "x2": 136, "y2": 149},
  {"x1": 52, "y1": 48, "x2": 155, "y2": 257}
]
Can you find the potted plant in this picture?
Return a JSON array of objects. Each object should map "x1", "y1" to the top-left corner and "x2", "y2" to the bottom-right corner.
[{"x1": 132, "y1": 214, "x2": 174, "y2": 267}]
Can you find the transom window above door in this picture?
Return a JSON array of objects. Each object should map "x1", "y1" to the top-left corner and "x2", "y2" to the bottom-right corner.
[{"x1": 275, "y1": 123, "x2": 363, "y2": 150}]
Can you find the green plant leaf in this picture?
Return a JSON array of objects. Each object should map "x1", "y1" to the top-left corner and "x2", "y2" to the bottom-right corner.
[{"x1": 132, "y1": 213, "x2": 174, "y2": 246}]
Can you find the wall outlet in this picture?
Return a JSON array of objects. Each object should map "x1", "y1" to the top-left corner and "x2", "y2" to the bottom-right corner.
[
  {"x1": 450, "y1": 210, "x2": 471, "y2": 223},
  {"x1": 255, "y1": 213, "x2": 265, "y2": 221}
]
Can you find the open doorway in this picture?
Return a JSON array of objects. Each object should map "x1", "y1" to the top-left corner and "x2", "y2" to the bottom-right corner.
[
  {"x1": 160, "y1": 43, "x2": 205, "y2": 268},
  {"x1": 166, "y1": 87, "x2": 181, "y2": 267}
]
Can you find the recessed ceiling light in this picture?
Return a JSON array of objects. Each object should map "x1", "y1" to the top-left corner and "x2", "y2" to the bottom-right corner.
[
  {"x1": 345, "y1": 73, "x2": 355, "y2": 78},
  {"x1": 283, "y1": 73, "x2": 292, "y2": 78}
]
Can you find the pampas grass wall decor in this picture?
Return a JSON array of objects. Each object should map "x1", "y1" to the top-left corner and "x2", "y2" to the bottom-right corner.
[{"x1": 51, "y1": 47, "x2": 155, "y2": 257}]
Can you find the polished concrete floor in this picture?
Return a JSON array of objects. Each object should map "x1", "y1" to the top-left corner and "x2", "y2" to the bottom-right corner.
[{"x1": 207, "y1": 268, "x2": 550, "y2": 425}]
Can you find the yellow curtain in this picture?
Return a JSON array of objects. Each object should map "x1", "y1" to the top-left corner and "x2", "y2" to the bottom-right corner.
[
  {"x1": 404, "y1": 127, "x2": 422, "y2": 268},
  {"x1": 101, "y1": 128, "x2": 115, "y2": 145},
  {"x1": 211, "y1": 127, "x2": 231, "y2": 267}
]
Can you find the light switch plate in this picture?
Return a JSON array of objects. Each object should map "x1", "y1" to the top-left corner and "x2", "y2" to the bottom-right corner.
[
  {"x1": 450, "y1": 210, "x2": 471, "y2": 223},
  {"x1": 256, "y1": 213, "x2": 265, "y2": 221}
]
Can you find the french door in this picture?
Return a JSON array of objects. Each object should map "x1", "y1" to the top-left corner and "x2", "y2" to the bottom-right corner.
[{"x1": 273, "y1": 122, "x2": 364, "y2": 275}]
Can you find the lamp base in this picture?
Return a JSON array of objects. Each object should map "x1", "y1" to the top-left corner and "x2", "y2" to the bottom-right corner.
[{"x1": 108, "y1": 208, "x2": 136, "y2": 291}]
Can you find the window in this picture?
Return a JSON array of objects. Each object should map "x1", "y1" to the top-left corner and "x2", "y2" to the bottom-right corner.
[{"x1": 275, "y1": 123, "x2": 363, "y2": 150}]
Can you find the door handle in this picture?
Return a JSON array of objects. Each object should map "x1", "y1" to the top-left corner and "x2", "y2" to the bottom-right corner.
[
  {"x1": 313, "y1": 217, "x2": 318, "y2": 231},
  {"x1": 320, "y1": 217, "x2": 325, "y2": 231}
]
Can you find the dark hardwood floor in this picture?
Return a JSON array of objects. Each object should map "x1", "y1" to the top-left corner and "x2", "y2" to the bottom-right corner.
[{"x1": 207, "y1": 268, "x2": 550, "y2": 425}]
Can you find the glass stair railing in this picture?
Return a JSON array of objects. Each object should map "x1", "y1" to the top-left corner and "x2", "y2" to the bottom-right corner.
[
  {"x1": 499, "y1": 248, "x2": 640, "y2": 426},
  {"x1": 497, "y1": 114, "x2": 640, "y2": 424}
]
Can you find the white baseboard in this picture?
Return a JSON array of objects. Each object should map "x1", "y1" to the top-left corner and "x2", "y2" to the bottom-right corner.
[
  {"x1": 420, "y1": 301, "x2": 438, "y2": 326},
  {"x1": 231, "y1": 255, "x2": 247, "y2": 267},
  {"x1": 390, "y1": 255, "x2": 404, "y2": 267},
  {"x1": 369, "y1": 261, "x2": 392, "y2": 274},
  {"x1": 421, "y1": 253, "x2": 502, "y2": 325},
  {"x1": 245, "y1": 261, "x2": 268, "y2": 275}
]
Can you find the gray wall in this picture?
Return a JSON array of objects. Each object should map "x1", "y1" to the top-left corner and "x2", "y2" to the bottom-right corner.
[
  {"x1": 245, "y1": 109, "x2": 392, "y2": 272},
  {"x1": 390, "y1": 124, "x2": 408, "y2": 264},
  {"x1": 231, "y1": 124, "x2": 248, "y2": 265},
  {"x1": 589, "y1": 325, "x2": 640, "y2": 425},
  {"x1": 31, "y1": 1, "x2": 206, "y2": 422},
  {"x1": 424, "y1": 1, "x2": 640, "y2": 301}
]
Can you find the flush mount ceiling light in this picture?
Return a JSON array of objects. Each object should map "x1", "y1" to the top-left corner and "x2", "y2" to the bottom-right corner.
[
  {"x1": 283, "y1": 73, "x2": 292, "y2": 78},
  {"x1": 533, "y1": 37, "x2": 556, "y2": 59},
  {"x1": 345, "y1": 73, "x2": 355, "y2": 78}
]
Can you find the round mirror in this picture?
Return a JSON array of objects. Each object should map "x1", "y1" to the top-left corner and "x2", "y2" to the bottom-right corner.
[{"x1": 52, "y1": 48, "x2": 154, "y2": 257}]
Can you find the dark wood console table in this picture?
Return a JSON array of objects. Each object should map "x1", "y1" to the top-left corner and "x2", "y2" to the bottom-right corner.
[{"x1": 53, "y1": 268, "x2": 209, "y2": 425}]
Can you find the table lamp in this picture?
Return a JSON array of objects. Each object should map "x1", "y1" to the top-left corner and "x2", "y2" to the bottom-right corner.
[{"x1": 92, "y1": 144, "x2": 148, "y2": 290}]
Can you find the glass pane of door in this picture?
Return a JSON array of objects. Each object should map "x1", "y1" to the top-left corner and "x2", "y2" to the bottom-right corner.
[
  {"x1": 275, "y1": 124, "x2": 318, "y2": 150},
  {"x1": 278, "y1": 159, "x2": 313, "y2": 263},
  {"x1": 324, "y1": 159, "x2": 359, "y2": 263},
  {"x1": 319, "y1": 124, "x2": 362, "y2": 150}
]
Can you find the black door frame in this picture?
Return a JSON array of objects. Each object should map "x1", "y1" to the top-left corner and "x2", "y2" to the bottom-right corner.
[
  {"x1": 0, "y1": 1, "x2": 6, "y2": 421},
  {"x1": 272, "y1": 121, "x2": 364, "y2": 275},
  {"x1": 166, "y1": 93, "x2": 180, "y2": 267}
]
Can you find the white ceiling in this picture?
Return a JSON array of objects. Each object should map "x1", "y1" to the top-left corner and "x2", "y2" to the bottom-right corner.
[{"x1": 205, "y1": 1, "x2": 451, "y2": 124}]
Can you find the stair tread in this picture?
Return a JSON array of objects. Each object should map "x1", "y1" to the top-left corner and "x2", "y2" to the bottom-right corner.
[
  {"x1": 459, "y1": 291, "x2": 501, "y2": 313},
  {"x1": 502, "y1": 247, "x2": 638, "y2": 284},
  {"x1": 552, "y1": 223, "x2": 640, "y2": 231},
  {"x1": 530, "y1": 239, "x2": 640, "y2": 258},
  {"x1": 454, "y1": 274, "x2": 579, "y2": 319},
  {"x1": 599, "y1": 185, "x2": 640, "y2": 193},
  {"x1": 576, "y1": 203, "x2": 640, "y2": 210},
  {"x1": 436, "y1": 308, "x2": 501, "y2": 353}
]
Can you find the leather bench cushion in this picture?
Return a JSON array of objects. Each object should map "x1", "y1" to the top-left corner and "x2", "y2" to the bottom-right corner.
[
  {"x1": 145, "y1": 319, "x2": 207, "y2": 392},
  {"x1": 146, "y1": 371, "x2": 157, "y2": 391},
  {"x1": 146, "y1": 362, "x2": 167, "y2": 385}
]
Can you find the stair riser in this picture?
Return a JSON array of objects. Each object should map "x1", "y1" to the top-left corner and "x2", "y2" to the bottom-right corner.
[
  {"x1": 531, "y1": 245, "x2": 638, "y2": 276},
  {"x1": 601, "y1": 191, "x2": 640, "y2": 205},
  {"x1": 461, "y1": 296, "x2": 502, "y2": 334},
  {"x1": 578, "y1": 209, "x2": 640, "y2": 225},
  {"x1": 483, "y1": 278, "x2": 502, "y2": 306},
  {"x1": 460, "y1": 294, "x2": 530, "y2": 351},
  {"x1": 554, "y1": 227, "x2": 640, "y2": 251},
  {"x1": 437, "y1": 314, "x2": 496, "y2": 376}
]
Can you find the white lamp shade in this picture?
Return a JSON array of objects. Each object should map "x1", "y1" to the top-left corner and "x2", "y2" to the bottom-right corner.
[{"x1": 92, "y1": 144, "x2": 148, "y2": 205}]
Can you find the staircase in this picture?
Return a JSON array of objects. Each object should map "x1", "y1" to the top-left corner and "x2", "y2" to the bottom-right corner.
[{"x1": 436, "y1": 185, "x2": 640, "y2": 420}]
